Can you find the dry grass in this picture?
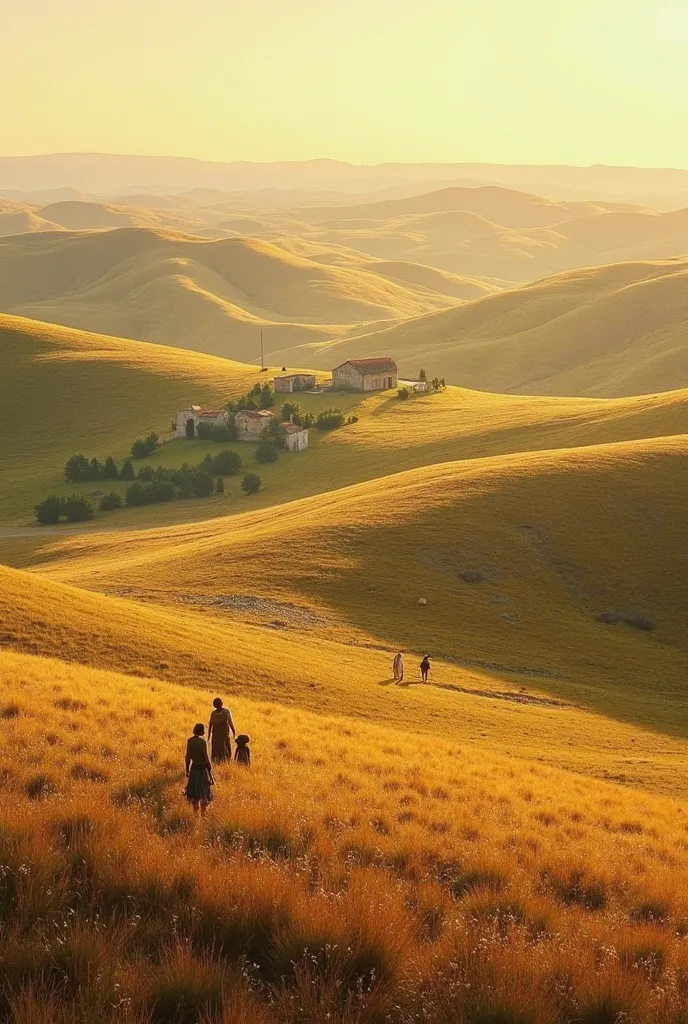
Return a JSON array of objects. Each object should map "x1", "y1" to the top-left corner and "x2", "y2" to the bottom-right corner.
[{"x1": 3, "y1": 648, "x2": 688, "y2": 1022}]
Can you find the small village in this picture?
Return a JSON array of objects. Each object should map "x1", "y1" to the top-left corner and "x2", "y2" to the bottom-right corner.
[{"x1": 173, "y1": 356, "x2": 436, "y2": 453}]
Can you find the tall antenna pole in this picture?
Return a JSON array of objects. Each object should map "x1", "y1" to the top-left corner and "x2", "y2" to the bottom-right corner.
[{"x1": 260, "y1": 328, "x2": 264, "y2": 371}]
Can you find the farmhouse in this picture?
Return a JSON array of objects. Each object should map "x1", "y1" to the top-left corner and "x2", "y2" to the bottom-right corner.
[
  {"x1": 279, "y1": 422, "x2": 309, "y2": 452},
  {"x1": 332, "y1": 357, "x2": 398, "y2": 392},
  {"x1": 274, "y1": 373, "x2": 316, "y2": 393},
  {"x1": 174, "y1": 405, "x2": 228, "y2": 439},
  {"x1": 235, "y1": 409, "x2": 277, "y2": 441}
]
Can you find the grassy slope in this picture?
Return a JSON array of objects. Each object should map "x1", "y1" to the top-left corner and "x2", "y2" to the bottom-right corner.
[
  {"x1": 0, "y1": 227, "x2": 456, "y2": 361},
  {"x1": 4, "y1": 647, "x2": 688, "y2": 1021},
  {"x1": 2, "y1": 310, "x2": 688, "y2": 525},
  {"x1": 292, "y1": 259, "x2": 688, "y2": 396}
]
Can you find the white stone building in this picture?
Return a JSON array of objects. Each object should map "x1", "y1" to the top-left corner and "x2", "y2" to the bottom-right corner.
[
  {"x1": 273, "y1": 373, "x2": 316, "y2": 393},
  {"x1": 235, "y1": 409, "x2": 277, "y2": 441},
  {"x1": 174, "y1": 405, "x2": 229, "y2": 439},
  {"x1": 332, "y1": 357, "x2": 398, "y2": 392},
  {"x1": 279, "y1": 422, "x2": 309, "y2": 452}
]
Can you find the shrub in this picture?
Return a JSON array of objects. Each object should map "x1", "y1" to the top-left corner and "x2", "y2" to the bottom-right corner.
[
  {"x1": 249, "y1": 383, "x2": 262, "y2": 397},
  {"x1": 259, "y1": 384, "x2": 274, "y2": 409},
  {"x1": 88, "y1": 457, "x2": 103, "y2": 479},
  {"x1": 625, "y1": 615, "x2": 656, "y2": 631},
  {"x1": 397, "y1": 388, "x2": 410, "y2": 400},
  {"x1": 245, "y1": 398, "x2": 258, "y2": 410},
  {"x1": 99, "y1": 492, "x2": 122, "y2": 512},
  {"x1": 131, "y1": 432, "x2": 159, "y2": 458},
  {"x1": 419, "y1": 368, "x2": 427, "y2": 381},
  {"x1": 190, "y1": 472, "x2": 215, "y2": 498},
  {"x1": 102, "y1": 455, "x2": 119, "y2": 480},
  {"x1": 316, "y1": 408, "x2": 345, "y2": 430},
  {"x1": 119, "y1": 458, "x2": 135, "y2": 480},
  {"x1": 137, "y1": 465, "x2": 155, "y2": 481},
  {"x1": 125, "y1": 482, "x2": 150, "y2": 507},
  {"x1": 64, "y1": 454, "x2": 90, "y2": 482},
  {"x1": 63, "y1": 495, "x2": 95, "y2": 522},
  {"x1": 241, "y1": 472, "x2": 261, "y2": 495},
  {"x1": 213, "y1": 449, "x2": 242, "y2": 475},
  {"x1": 148, "y1": 481, "x2": 177, "y2": 503},
  {"x1": 196, "y1": 422, "x2": 236, "y2": 442},
  {"x1": 35, "y1": 495, "x2": 64, "y2": 525},
  {"x1": 216, "y1": 477, "x2": 225, "y2": 494},
  {"x1": 281, "y1": 401, "x2": 303, "y2": 422},
  {"x1": 256, "y1": 438, "x2": 279, "y2": 463}
]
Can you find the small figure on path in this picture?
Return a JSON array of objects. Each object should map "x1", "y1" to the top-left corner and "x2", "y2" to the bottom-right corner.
[
  {"x1": 208, "y1": 697, "x2": 236, "y2": 764},
  {"x1": 420, "y1": 655, "x2": 431, "y2": 683},
  {"x1": 234, "y1": 734, "x2": 251, "y2": 767},
  {"x1": 184, "y1": 723, "x2": 214, "y2": 816},
  {"x1": 393, "y1": 652, "x2": 404, "y2": 683}
]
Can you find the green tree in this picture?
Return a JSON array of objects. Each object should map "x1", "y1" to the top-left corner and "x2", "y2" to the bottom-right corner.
[
  {"x1": 259, "y1": 384, "x2": 274, "y2": 409},
  {"x1": 315, "y1": 408, "x2": 345, "y2": 431},
  {"x1": 103, "y1": 456, "x2": 119, "y2": 480},
  {"x1": 213, "y1": 449, "x2": 242, "y2": 475},
  {"x1": 281, "y1": 401, "x2": 303, "y2": 422},
  {"x1": 256, "y1": 437, "x2": 278, "y2": 463},
  {"x1": 125, "y1": 482, "x2": 149, "y2": 506},
  {"x1": 216, "y1": 477, "x2": 225, "y2": 494},
  {"x1": 35, "y1": 496, "x2": 64, "y2": 525},
  {"x1": 241, "y1": 472, "x2": 261, "y2": 495},
  {"x1": 249, "y1": 383, "x2": 262, "y2": 398},
  {"x1": 88, "y1": 457, "x2": 103, "y2": 479},
  {"x1": 148, "y1": 481, "x2": 176, "y2": 503},
  {"x1": 419, "y1": 368, "x2": 427, "y2": 381},
  {"x1": 99, "y1": 492, "x2": 123, "y2": 511},
  {"x1": 64, "y1": 454, "x2": 90, "y2": 483},
  {"x1": 190, "y1": 472, "x2": 214, "y2": 498},
  {"x1": 63, "y1": 495, "x2": 95, "y2": 522},
  {"x1": 245, "y1": 398, "x2": 258, "y2": 411},
  {"x1": 119, "y1": 459, "x2": 135, "y2": 481},
  {"x1": 397, "y1": 387, "x2": 410, "y2": 400},
  {"x1": 131, "y1": 439, "x2": 150, "y2": 459},
  {"x1": 137, "y1": 466, "x2": 154, "y2": 481}
]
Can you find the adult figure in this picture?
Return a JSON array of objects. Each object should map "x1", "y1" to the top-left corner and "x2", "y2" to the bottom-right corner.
[
  {"x1": 393, "y1": 652, "x2": 404, "y2": 683},
  {"x1": 208, "y1": 697, "x2": 236, "y2": 763},
  {"x1": 184, "y1": 723, "x2": 214, "y2": 816},
  {"x1": 420, "y1": 655, "x2": 431, "y2": 683}
]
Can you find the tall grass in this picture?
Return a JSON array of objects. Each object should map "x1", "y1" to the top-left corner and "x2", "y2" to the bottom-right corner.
[{"x1": 3, "y1": 649, "x2": 688, "y2": 1022}]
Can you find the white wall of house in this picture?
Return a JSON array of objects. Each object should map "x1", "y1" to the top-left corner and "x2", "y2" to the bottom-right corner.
[
  {"x1": 284, "y1": 429, "x2": 309, "y2": 452},
  {"x1": 332, "y1": 365, "x2": 364, "y2": 390}
]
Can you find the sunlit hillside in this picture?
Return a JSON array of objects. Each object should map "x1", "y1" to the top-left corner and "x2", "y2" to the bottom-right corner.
[
  {"x1": 4, "y1": 643, "x2": 688, "y2": 1022},
  {"x1": 299, "y1": 259, "x2": 688, "y2": 396},
  {"x1": 0, "y1": 226, "x2": 457, "y2": 360},
  {"x1": 3, "y1": 311, "x2": 688, "y2": 525}
]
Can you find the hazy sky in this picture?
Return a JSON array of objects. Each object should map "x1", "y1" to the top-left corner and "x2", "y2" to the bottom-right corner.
[{"x1": 2, "y1": 0, "x2": 687, "y2": 165}]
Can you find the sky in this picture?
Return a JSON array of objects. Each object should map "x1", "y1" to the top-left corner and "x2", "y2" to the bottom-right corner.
[{"x1": 1, "y1": 0, "x2": 687, "y2": 165}]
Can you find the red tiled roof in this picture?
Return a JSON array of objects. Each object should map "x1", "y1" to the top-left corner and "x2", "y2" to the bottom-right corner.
[
  {"x1": 334, "y1": 357, "x2": 397, "y2": 374},
  {"x1": 279, "y1": 422, "x2": 307, "y2": 434}
]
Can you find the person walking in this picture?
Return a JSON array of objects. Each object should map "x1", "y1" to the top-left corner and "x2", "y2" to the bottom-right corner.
[
  {"x1": 234, "y1": 734, "x2": 251, "y2": 767},
  {"x1": 420, "y1": 655, "x2": 431, "y2": 683},
  {"x1": 392, "y1": 652, "x2": 404, "y2": 683},
  {"x1": 184, "y1": 723, "x2": 214, "y2": 816},
  {"x1": 208, "y1": 697, "x2": 235, "y2": 764}
]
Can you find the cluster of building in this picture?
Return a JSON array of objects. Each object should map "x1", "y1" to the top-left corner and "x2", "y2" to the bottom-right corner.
[{"x1": 174, "y1": 356, "x2": 402, "y2": 454}]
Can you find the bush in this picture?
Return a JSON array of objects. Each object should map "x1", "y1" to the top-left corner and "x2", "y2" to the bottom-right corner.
[
  {"x1": 119, "y1": 458, "x2": 135, "y2": 481},
  {"x1": 99, "y1": 492, "x2": 122, "y2": 512},
  {"x1": 241, "y1": 472, "x2": 261, "y2": 495},
  {"x1": 259, "y1": 384, "x2": 274, "y2": 408},
  {"x1": 63, "y1": 494, "x2": 95, "y2": 522},
  {"x1": 256, "y1": 438, "x2": 279, "y2": 463},
  {"x1": 102, "y1": 456, "x2": 119, "y2": 480},
  {"x1": 125, "y1": 482, "x2": 150, "y2": 507},
  {"x1": 148, "y1": 481, "x2": 177, "y2": 503},
  {"x1": 64, "y1": 454, "x2": 90, "y2": 482},
  {"x1": 137, "y1": 465, "x2": 155, "y2": 481},
  {"x1": 216, "y1": 477, "x2": 225, "y2": 494},
  {"x1": 131, "y1": 432, "x2": 159, "y2": 458},
  {"x1": 196, "y1": 422, "x2": 236, "y2": 442},
  {"x1": 281, "y1": 401, "x2": 303, "y2": 422},
  {"x1": 316, "y1": 408, "x2": 345, "y2": 431},
  {"x1": 397, "y1": 388, "x2": 410, "y2": 400},
  {"x1": 35, "y1": 495, "x2": 64, "y2": 525},
  {"x1": 190, "y1": 472, "x2": 215, "y2": 498},
  {"x1": 213, "y1": 449, "x2": 242, "y2": 475},
  {"x1": 87, "y1": 457, "x2": 102, "y2": 479}
]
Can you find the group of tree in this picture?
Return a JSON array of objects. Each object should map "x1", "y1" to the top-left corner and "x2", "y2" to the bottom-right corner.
[
  {"x1": 195, "y1": 421, "x2": 237, "y2": 442},
  {"x1": 35, "y1": 494, "x2": 97, "y2": 525},
  {"x1": 131, "y1": 433, "x2": 160, "y2": 459},
  {"x1": 227, "y1": 382, "x2": 274, "y2": 414},
  {"x1": 64, "y1": 453, "x2": 120, "y2": 483},
  {"x1": 398, "y1": 372, "x2": 447, "y2": 400}
]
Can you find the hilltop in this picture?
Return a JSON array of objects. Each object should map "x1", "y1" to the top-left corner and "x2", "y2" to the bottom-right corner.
[
  {"x1": 291, "y1": 259, "x2": 688, "y2": 396},
  {"x1": 2, "y1": 311, "x2": 688, "y2": 525}
]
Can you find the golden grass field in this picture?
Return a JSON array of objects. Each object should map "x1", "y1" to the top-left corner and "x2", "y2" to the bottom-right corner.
[{"x1": 1, "y1": 288, "x2": 688, "y2": 1022}]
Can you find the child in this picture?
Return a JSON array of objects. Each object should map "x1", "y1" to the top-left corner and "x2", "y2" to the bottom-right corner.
[{"x1": 234, "y1": 734, "x2": 251, "y2": 767}]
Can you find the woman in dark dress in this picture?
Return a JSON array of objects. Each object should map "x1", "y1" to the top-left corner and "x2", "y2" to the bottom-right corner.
[
  {"x1": 184, "y1": 723, "x2": 214, "y2": 815},
  {"x1": 208, "y1": 697, "x2": 236, "y2": 764}
]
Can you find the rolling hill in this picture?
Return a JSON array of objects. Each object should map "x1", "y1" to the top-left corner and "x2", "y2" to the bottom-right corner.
[
  {"x1": 276, "y1": 259, "x2": 688, "y2": 396},
  {"x1": 0, "y1": 227, "x2": 458, "y2": 361}
]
